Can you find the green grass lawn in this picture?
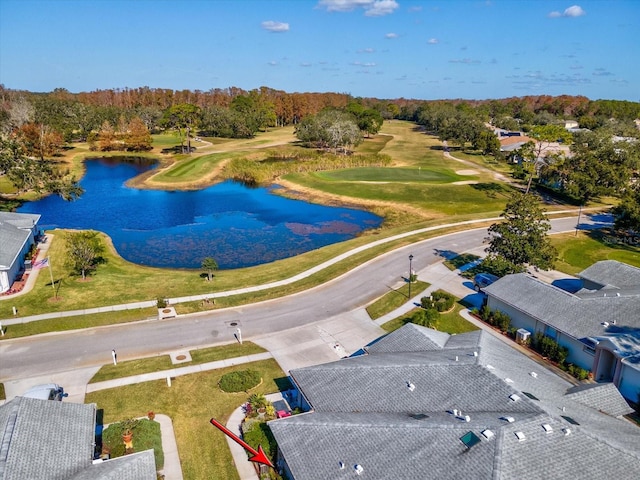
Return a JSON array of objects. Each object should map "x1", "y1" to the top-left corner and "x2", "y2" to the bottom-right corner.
[
  {"x1": 283, "y1": 171, "x2": 513, "y2": 219},
  {"x1": 85, "y1": 359, "x2": 289, "y2": 480},
  {"x1": 552, "y1": 230, "x2": 640, "y2": 275},
  {"x1": 381, "y1": 303, "x2": 479, "y2": 334},
  {"x1": 89, "y1": 342, "x2": 267, "y2": 383},
  {"x1": 366, "y1": 281, "x2": 429, "y2": 319},
  {"x1": 314, "y1": 166, "x2": 469, "y2": 183}
]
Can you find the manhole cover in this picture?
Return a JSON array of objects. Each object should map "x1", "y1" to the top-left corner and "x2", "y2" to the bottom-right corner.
[
  {"x1": 230, "y1": 322, "x2": 238, "y2": 326},
  {"x1": 163, "y1": 309, "x2": 171, "y2": 313},
  {"x1": 176, "y1": 354, "x2": 187, "y2": 361}
]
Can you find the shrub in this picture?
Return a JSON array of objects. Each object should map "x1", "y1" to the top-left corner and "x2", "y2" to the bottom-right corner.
[
  {"x1": 242, "y1": 421, "x2": 277, "y2": 463},
  {"x1": 566, "y1": 364, "x2": 590, "y2": 380},
  {"x1": 420, "y1": 290, "x2": 455, "y2": 312},
  {"x1": 219, "y1": 369, "x2": 261, "y2": 392},
  {"x1": 156, "y1": 297, "x2": 167, "y2": 308},
  {"x1": 493, "y1": 311, "x2": 511, "y2": 333},
  {"x1": 249, "y1": 393, "x2": 268, "y2": 409},
  {"x1": 410, "y1": 308, "x2": 439, "y2": 329}
]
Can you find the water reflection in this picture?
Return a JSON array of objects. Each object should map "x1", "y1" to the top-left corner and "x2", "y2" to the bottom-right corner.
[{"x1": 18, "y1": 158, "x2": 382, "y2": 269}]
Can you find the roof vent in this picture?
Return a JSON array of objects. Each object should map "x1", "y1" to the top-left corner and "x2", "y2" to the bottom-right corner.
[
  {"x1": 562, "y1": 428, "x2": 572, "y2": 436},
  {"x1": 602, "y1": 322, "x2": 609, "y2": 327},
  {"x1": 501, "y1": 416, "x2": 515, "y2": 423},
  {"x1": 481, "y1": 429, "x2": 494, "y2": 440},
  {"x1": 514, "y1": 431, "x2": 526, "y2": 442},
  {"x1": 616, "y1": 292, "x2": 620, "y2": 297},
  {"x1": 407, "y1": 382, "x2": 415, "y2": 392},
  {"x1": 509, "y1": 394, "x2": 521, "y2": 402},
  {"x1": 339, "y1": 461, "x2": 345, "y2": 470},
  {"x1": 530, "y1": 372, "x2": 537, "y2": 378},
  {"x1": 473, "y1": 351, "x2": 478, "y2": 357},
  {"x1": 542, "y1": 424, "x2": 553, "y2": 433},
  {"x1": 464, "y1": 415, "x2": 471, "y2": 422},
  {"x1": 486, "y1": 364, "x2": 495, "y2": 370},
  {"x1": 505, "y1": 378, "x2": 513, "y2": 383},
  {"x1": 354, "y1": 464, "x2": 364, "y2": 475},
  {"x1": 455, "y1": 356, "x2": 459, "y2": 362},
  {"x1": 453, "y1": 409, "x2": 459, "y2": 416}
]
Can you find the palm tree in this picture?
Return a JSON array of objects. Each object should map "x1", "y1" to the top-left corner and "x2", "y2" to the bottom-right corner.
[{"x1": 201, "y1": 257, "x2": 218, "y2": 281}]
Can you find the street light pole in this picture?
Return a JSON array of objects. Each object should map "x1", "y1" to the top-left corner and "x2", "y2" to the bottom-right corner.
[{"x1": 408, "y1": 254, "x2": 414, "y2": 299}]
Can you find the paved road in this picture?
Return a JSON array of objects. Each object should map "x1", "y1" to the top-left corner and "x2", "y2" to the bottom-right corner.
[{"x1": 0, "y1": 214, "x2": 605, "y2": 382}]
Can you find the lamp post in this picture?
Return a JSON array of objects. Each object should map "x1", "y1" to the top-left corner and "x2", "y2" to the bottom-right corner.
[{"x1": 408, "y1": 254, "x2": 414, "y2": 299}]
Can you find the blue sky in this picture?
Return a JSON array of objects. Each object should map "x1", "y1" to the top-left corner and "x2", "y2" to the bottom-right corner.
[{"x1": 1, "y1": 0, "x2": 638, "y2": 101}]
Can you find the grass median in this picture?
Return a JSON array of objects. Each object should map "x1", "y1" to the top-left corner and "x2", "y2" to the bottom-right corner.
[{"x1": 89, "y1": 342, "x2": 267, "y2": 383}]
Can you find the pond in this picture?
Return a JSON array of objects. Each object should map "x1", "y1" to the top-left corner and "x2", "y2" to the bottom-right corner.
[{"x1": 17, "y1": 158, "x2": 382, "y2": 269}]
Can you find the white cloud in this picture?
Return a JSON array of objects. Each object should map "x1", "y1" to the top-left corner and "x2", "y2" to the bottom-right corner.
[
  {"x1": 358, "y1": 47, "x2": 375, "y2": 53},
  {"x1": 427, "y1": 38, "x2": 439, "y2": 44},
  {"x1": 267, "y1": 61, "x2": 279, "y2": 66},
  {"x1": 261, "y1": 21, "x2": 290, "y2": 32},
  {"x1": 564, "y1": 5, "x2": 586, "y2": 17},
  {"x1": 385, "y1": 32, "x2": 399, "y2": 39},
  {"x1": 548, "y1": 5, "x2": 586, "y2": 18},
  {"x1": 317, "y1": 0, "x2": 399, "y2": 16},
  {"x1": 365, "y1": 0, "x2": 399, "y2": 16},
  {"x1": 351, "y1": 61, "x2": 377, "y2": 67}
]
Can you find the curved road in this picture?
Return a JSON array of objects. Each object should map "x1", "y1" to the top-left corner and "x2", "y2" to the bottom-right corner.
[{"x1": 0, "y1": 214, "x2": 603, "y2": 381}]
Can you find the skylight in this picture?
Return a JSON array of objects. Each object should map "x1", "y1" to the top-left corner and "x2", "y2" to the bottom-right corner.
[
  {"x1": 514, "y1": 431, "x2": 526, "y2": 441},
  {"x1": 522, "y1": 391, "x2": 539, "y2": 401},
  {"x1": 561, "y1": 415, "x2": 580, "y2": 425},
  {"x1": 409, "y1": 413, "x2": 428, "y2": 420},
  {"x1": 542, "y1": 424, "x2": 553, "y2": 433},
  {"x1": 460, "y1": 431, "x2": 481, "y2": 449},
  {"x1": 509, "y1": 394, "x2": 521, "y2": 402},
  {"x1": 501, "y1": 416, "x2": 515, "y2": 423}
]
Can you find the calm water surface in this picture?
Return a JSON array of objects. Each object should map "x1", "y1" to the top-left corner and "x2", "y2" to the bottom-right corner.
[{"x1": 18, "y1": 158, "x2": 382, "y2": 269}]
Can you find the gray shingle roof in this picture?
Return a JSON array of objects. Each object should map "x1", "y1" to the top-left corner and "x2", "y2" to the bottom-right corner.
[
  {"x1": 579, "y1": 260, "x2": 640, "y2": 290},
  {"x1": 272, "y1": 325, "x2": 640, "y2": 480},
  {"x1": 366, "y1": 323, "x2": 450, "y2": 353},
  {"x1": 0, "y1": 397, "x2": 156, "y2": 480},
  {"x1": 483, "y1": 273, "x2": 640, "y2": 339},
  {"x1": 0, "y1": 222, "x2": 30, "y2": 269},
  {"x1": 0, "y1": 397, "x2": 95, "y2": 480},
  {"x1": 565, "y1": 383, "x2": 634, "y2": 417},
  {"x1": 0, "y1": 212, "x2": 41, "y2": 230},
  {"x1": 68, "y1": 450, "x2": 156, "y2": 480}
]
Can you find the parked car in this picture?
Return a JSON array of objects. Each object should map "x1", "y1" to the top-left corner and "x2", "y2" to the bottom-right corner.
[
  {"x1": 473, "y1": 273, "x2": 499, "y2": 292},
  {"x1": 21, "y1": 383, "x2": 67, "y2": 401}
]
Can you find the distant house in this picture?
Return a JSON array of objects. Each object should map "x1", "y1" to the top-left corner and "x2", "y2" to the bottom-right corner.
[
  {"x1": 269, "y1": 323, "x2": 639, "y2": 479},
  {"x1": 0, "y1": 396, "x2": 156, "y2": 479},
  {"x1": 0, "y1": 212, "x2": 41, "y2": 293},
  {"x1": 484, "y1": 260, "x2": 640, "y2": 403}
]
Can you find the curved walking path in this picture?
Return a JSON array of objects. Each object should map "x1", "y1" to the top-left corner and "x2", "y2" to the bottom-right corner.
[{"x1": 0, "y1": 209, "x2": 599, "y2": 326}]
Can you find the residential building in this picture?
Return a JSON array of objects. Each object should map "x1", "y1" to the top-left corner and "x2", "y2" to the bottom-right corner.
[
  {"x1": 0, "y1": 396, "x2": 156, "y2": 480},
  {"x1": 484, "y1": 260, "x2": 640, "y2": 403},
  {"x1": 269, "y1": 323, "x2": 639, "y2": 479},
  {"x1": 0, "y1": 212, "x2": 41, "y2": 293}
]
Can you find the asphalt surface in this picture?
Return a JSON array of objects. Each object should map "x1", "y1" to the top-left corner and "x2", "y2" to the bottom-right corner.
[{"x1": 0, "y1": 213, "x2": 606, "y2": 384}]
